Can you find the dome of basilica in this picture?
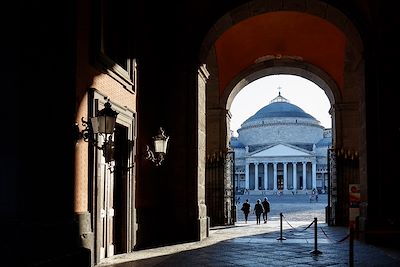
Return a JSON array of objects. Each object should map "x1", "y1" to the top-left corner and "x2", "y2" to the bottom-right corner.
[
  {"x1": 237, "y1": 93, "x2": 324, "y2": 147},
  {"x1": 243, "y1": 95, "x2": 316, "y2": 123}
]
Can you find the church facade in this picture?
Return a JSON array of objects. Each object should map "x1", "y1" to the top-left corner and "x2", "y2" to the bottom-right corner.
[{"x1": 231, "y1": 93, "x2": 331, "y2": 195}]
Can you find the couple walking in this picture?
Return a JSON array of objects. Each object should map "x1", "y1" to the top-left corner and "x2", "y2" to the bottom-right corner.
[{"x1": 241, "y1": 197, "x2": 270, "y2": 224}]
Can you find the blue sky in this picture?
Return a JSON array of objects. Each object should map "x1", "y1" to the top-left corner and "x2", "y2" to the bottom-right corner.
[{"x1": 230, "y1": 74, "x2": 332, "y2": 136}]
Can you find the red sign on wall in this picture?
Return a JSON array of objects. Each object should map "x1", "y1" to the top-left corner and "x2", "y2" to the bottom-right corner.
[{"x1": 349, "y1": 184, "x2": 360, "y2": 228}]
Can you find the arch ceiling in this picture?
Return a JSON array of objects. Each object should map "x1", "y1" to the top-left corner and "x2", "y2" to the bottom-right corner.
[{"x1": 215, "y1": 11, "x2": 346, "y2": 94}]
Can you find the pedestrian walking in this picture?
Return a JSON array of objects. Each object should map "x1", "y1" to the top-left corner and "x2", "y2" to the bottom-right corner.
[
  {"x1": 261, "y1": 197, "x2": 270, "y2": 223},
  {"x1": 241, "y1": 199, "x2": 251, "y2": 223},
  {"x1": 254, "y1": 199, "x2": 264, "y2": 225},
  {"x1": 310, "y1": 188, "x2": 318, "y2": 202}
]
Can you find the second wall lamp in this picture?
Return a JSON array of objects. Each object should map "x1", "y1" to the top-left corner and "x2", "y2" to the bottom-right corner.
[{"x1": 145, "y1": 127, "x2": 170, "y2": 166}]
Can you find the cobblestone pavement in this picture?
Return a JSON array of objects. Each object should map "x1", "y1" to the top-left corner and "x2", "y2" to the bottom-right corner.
[{"x1": 97, "y1": 194, "x2": 400, "y2": 267}]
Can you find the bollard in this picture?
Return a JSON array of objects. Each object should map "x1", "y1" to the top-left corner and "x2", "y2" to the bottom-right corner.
[
  {"x1": 276, "y1": 212, "x2": 286, "y2": 241},
  {"x1": 349, "y1": 226, "x2": 354, "y2": 267},
  {"x1": 310, "y1": 217, "x2": 322, "y2": 255}
]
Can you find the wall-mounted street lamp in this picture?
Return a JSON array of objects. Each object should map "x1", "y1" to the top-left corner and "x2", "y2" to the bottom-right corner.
[
  {"x1": 145, "y1": 127, "x2": 169, "y2": 166},
  {"x1": 76, "y1": 100, "x2": 119, "y2": 163}
]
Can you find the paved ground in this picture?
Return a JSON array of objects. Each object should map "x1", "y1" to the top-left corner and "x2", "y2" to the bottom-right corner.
[
  {"x1": 97, "y1": 194, "x2": 400, "y2": 267},
  {"x1": 235, "y1": 193, "x2": 327, "y2": 223}
]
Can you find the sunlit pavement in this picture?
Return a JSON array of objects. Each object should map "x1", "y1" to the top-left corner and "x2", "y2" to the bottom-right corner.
[{"x1": 97, "y1": 194, "x2": 400, "y2": 267}]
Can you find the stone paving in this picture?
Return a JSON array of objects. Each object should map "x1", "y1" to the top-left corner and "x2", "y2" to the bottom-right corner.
[{"x1": 97, "y1": 194, "x2": 400, "y2": 267}]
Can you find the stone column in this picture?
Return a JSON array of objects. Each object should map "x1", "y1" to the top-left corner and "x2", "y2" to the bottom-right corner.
[
  {"x1": 292, "y1": 162, "x2": 297, "y2": 190},
  {"x1": 283, "y1": 162, "x2": 288, "y2": 190},
  {"x1": 263, "y1": 162, "x2": 268, "y2": 190},
  {"x1": 273, "y1": 162, "x2": 278, "y2": 190},
  {"x1": 302, "y1": 162, "x2": 307, "y2": 190},
  {"x1": 312, "y1": 161, "x2": 317, "y2": 190},
  {"x1": 245, "y1": 162, "x2": 249, "y2": 189},
  {"x1": 254, "y1": 162, "x2": 259, "y2": 191}
]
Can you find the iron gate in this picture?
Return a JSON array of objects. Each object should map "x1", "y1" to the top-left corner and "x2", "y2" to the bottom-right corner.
[
  {"x1": 327, "y1": 147, "x2": 336, "y2": 225},
  {"x1": 206, "y1": 150, "x2": 235, "y2": 226}
]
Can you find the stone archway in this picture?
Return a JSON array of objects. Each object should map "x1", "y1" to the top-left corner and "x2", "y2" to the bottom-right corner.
[{"x1": 201, "y1": 0, "x2": 365, "y2": 227}]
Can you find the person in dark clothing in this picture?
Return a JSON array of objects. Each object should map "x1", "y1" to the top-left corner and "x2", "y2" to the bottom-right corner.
[
  {"x1": 241, "y1": 199, "x2": 251, "y2": 223},
  {"x1": 254, "y1": 199, "x2": 264, "y2": 225},
  {"x1": 262, "y1": 197, "x2": 270, "y2": 223}
]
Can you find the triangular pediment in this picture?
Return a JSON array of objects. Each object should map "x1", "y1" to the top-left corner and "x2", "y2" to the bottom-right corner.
[{"x1": 250, "y1": 143, "x2": 312, "y2": 157}]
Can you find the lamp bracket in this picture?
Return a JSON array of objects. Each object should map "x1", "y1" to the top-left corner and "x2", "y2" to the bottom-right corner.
[
  {"x1": 145, "y1": 145, "x2": 165, "y2": 166},
  {"x1": 80, "y1": 117, "x2": 93, "y2": 143}
]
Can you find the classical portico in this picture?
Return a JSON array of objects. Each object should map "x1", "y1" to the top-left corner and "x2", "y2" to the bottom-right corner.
[
  {"x1": 243, "y1": 143, "x2": 317, "y2": 194},
  {"x1": 245, "y1": 160, "x2": 317, "y2": 192}
]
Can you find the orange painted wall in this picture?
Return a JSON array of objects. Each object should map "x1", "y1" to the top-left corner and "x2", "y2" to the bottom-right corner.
[{"x1": 215, "y1": 11, "x2": 346, "y2": 93}]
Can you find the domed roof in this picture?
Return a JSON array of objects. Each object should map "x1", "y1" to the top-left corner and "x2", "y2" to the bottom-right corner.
[
  {"x1": 243, "y1": 92, "x2": 316, "y2": 124},
  {"x1": 230, "y1": 137, "x2": 245, "y2": 148},
  {"x1": 315, "y1": 137, "x2": 332, "y2": 147}
]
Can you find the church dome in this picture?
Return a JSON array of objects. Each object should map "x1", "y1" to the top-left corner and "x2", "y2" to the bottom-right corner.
[
  {"x1": 244, "y1": 101, "x2": 316, "y2": 123},
  {"x1": 237, "y1": 92, "x2": 324, "y2": 147},
  {"x1": 243, "y1": 92, "x2": 316, "y2": 124}
]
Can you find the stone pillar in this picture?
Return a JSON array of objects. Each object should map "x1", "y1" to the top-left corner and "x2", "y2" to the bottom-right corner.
[
  {"x1": 254, "y1": 162, "x2": 259, "y2": 191},
  {"x1": 283, "y1": 162, "x2": 288, "y2": 190},
  {"x1": 245, "y1": 162, "x2": 249, "y2": 189},
  {"x1": 75, "y1": 212, "x2": 94, "y2": 266},
  {"x1": 198, "y1": 64, "x2": 209, "y2": 240},
  {"x1": 263, "y1": 162, "x2": 268, "y2": 190},
  {"x1": 302, "y1": 162, "x2": 307, "y2": 190},
  {"x1": 312, "y1": 161, "x2": 317, "y2": 190},
  {"x1": 292, "y1": 162, "x2": 297, "y2": 190},
  {"x1": 273, "y1": 162, "x2": 278, "y2": 190}
]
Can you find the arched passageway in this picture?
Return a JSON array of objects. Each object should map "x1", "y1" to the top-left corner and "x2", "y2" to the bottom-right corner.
[{"x1": 202, "y1": 1, "x2": 365, "y2": 229}]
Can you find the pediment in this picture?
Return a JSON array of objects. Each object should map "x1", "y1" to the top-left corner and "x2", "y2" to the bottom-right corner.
[{"x1": 250, "y1": 143, "x2": 312, "y2": 157}]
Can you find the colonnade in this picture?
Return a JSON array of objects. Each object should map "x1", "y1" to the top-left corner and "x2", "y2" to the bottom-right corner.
[{"x1": 244, "y1": 161, "x2": 317, "y2": 192}]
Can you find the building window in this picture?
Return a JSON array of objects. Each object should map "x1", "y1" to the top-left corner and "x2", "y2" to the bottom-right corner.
[{"x1": 93, "y1": 0, "x2": 136, "y2": 93}]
